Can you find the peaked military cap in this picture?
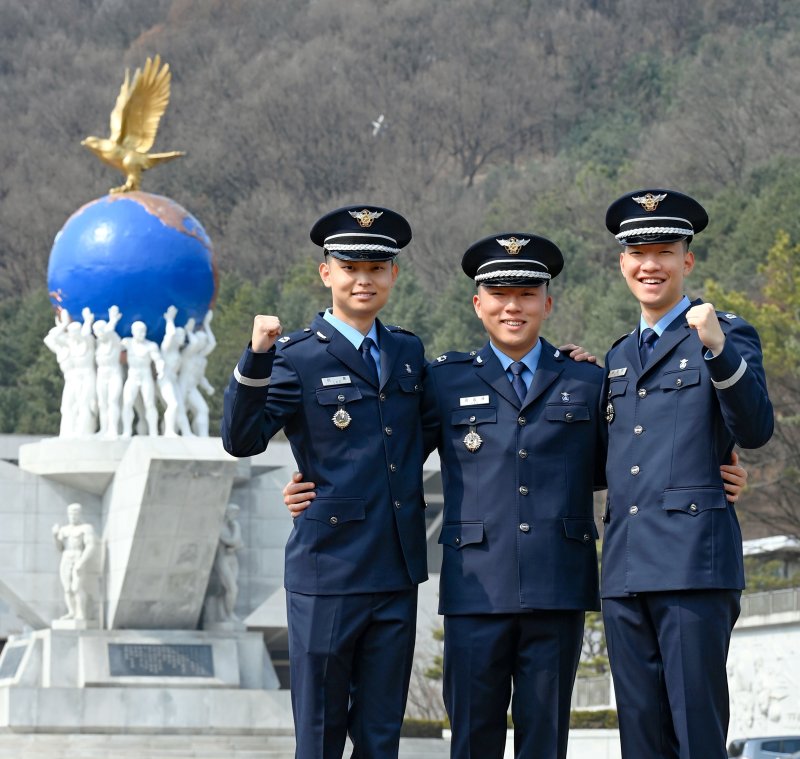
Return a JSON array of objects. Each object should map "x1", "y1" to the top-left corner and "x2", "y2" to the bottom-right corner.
[
  {"x1": 462, "y1": 232, "x2": 564, "y2": 287},
  {"x1": 310, "y1": 205, "x2": 412, "y2": 261},
  {"x1": 606, "y1": 189, "x2": 708, "y2": 246}
]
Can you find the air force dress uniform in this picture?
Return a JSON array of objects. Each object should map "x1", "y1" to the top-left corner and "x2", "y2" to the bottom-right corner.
[
  {"x1": 601, "y1": 190, "x2": 774, "y2": 759},
  {"x1": 221, "y1": 207, "x2": 427, "y2": 759},
  {"x1": 424, "y1": 234, "x2": 605, "y2": 759}
]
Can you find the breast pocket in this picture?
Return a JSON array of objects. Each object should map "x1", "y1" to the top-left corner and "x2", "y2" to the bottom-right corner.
[
  {"x1": 660, "y1": 369, "x2": 700, "y2": 392},
  {"x1": 450, "y1": 407, "x2": 497, "y2": 427},
  {"x1": 607, "y1": 379, "x2": 628, "y2": 399},
  {"x1": 544, "y1": 403, "x2": 590, "y2": 423},
  {"x1": 315, "y1": 386, "x2": 363, "y2": 406}
]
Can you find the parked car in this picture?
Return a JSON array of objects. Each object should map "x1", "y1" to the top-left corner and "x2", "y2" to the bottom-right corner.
[{"x1": 728, "y1": 736, "x2": 800, "y2": 758}]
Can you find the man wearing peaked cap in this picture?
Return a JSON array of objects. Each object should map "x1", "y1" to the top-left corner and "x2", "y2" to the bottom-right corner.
[
  {"x1": 599, "y1": 188, "x2": 773, "y2": 759},
  {"x1": 221, "y1": 204, "x2": 430, "y2": 759},
  {"x1": 423, "y1": 230, "x2": 607, "y2": 759}
]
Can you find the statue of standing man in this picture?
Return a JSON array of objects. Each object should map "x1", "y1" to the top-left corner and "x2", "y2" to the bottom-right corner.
[{"x1": 52, "y1": 503, "x2": 97, "y2": 622}]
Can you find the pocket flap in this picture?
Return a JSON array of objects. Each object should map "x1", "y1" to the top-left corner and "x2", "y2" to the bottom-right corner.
[
  {"x1": 397, "y1": 376, "x2": 422, "y2": 393},
  {"x1": 450, "y1": 408, "x2": 497, "y2": 426},
  {"x1": 562, "y1": 518, "x2": 599, "y2": 542},
  {"x1": 438, "y1": 521, "x2": 484, "y2": 549},
  {"x1": 660, "y1": 369, "x2": 700, "y2": 391},
  {"x1": 607, "y1": 380, "x2": 628, "y2": 398},
  {"x1": 304, "y1": 497, "x2": 366, "y2": 526},
  {"x1": 545, "y1": 404, "x2": 590, "y2": 423},
  {"x1": 315, "y1": 386, "x2": 363, "y2": 406},
  {"x1": 661, "y1": 487, "x2": 727, "y2": 516}
]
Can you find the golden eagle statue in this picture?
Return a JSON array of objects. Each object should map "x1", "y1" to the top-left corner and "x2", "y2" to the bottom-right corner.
[{"x1": 81, "y1": 55, "x2": 184, "y2": 193}]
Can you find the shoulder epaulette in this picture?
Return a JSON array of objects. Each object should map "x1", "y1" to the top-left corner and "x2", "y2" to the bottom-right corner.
[
  {"x1": 430, "y1": 350, "x2": 475, "y2": 366},
  {"x1": 387, "y1": 324, "x2": 416, "y2": 336},
  {"x1": 610, "y1": 332, "x2": 630, "y2": 349},
  {"x1": 276, "y1": 328, "x2": 315, "y2": 349},
  {"x1": 717, "y1": 311, "x2": 739, "y2": 323}
]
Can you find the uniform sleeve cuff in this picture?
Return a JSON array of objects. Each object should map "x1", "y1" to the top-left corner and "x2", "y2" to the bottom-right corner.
[
  {"x1": 706, "y1": 339, "x2": 747, "y2": 390},
  {"x1": 233, "y1": 345, "x2": 275, "y2": 387}
]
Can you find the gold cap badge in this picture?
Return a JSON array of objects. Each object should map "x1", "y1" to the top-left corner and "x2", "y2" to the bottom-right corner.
[
  {"x1": 349, "y1": 209, "x2": 383, "y2": 228},
  {"x1": 632, "y1": 193, "x2": 667, "y2": 212},
  {"x1": 496, "y1": 236, "x2": 530, "y2": 255}
]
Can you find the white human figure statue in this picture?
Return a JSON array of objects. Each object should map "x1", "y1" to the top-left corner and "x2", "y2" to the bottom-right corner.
[
  {"x1": 179, "y1": 310, "x2": 216, "y2": 437},
  {"x1": 93, "y1": 305, "x2": 124, "y2": 439},
  {"x1": 66, "y1": 307, "x2": 98, "y2": 437},
  {"x1": 52, "y1": 503, "x2": 97, "y2": 621},
  {"x1": 43, "y1": 309, "x2": 76, "y2": 437},
  {"x1": 204, "y1": 503, "x2": 244, "y2": 626},
  {"x1": 158, "y1": 306, "x2": 193, "y2": 437},
  {"x1": 120, "y1": 320, "x2": 165, "y2": 438},
  {"x1": 215, "y1": 503, "x2": 243, "y2": 621}
]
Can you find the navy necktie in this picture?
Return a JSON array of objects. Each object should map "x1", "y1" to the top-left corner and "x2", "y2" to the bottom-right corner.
[
  {"x1": 639, "y1": 328, "x2": 658, "y2": 368},
  {"x1": 360, "y1": 337, "x2": 379, "y2": 384},
  {"x1": 509, "y1": 361, "x2": 527, "y2": 404}
]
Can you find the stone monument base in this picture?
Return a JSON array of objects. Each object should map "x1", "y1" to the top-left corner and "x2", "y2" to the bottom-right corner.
[{"x1": 0, "y1": 628, "x2": 292, "y2": 734}]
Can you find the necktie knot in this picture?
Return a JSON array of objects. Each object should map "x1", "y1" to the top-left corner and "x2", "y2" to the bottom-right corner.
[
  {"x1": 509, "y1": 361, "x2": 527, "y2": 404},
  {"x1": 639, "y1": 328, "x2": 658, "y2": 368}
]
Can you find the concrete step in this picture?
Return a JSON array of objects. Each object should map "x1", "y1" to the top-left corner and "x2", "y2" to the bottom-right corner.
[{"x1": 0, "y1": 734, "x2": 451, "y2": 759}]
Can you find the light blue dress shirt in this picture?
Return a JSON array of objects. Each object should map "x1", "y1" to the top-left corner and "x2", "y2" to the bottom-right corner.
[
  {"x1": 323, "y1": 309, "x2": 381, "y2": 377},
  {"x1": 489, "y1": 338, "x2": 543, "y2": 394}
]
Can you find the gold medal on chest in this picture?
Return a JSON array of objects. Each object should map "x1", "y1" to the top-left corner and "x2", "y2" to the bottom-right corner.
[
  {"x1": 463, "y1": 427, "x2": 483, "y2": 453},
  {"x1": 605, "y1": 401, "x2": 615, "y2": 424},
  {"x1": 332, "y1": 408, "x2": 352, "y2": 430}
]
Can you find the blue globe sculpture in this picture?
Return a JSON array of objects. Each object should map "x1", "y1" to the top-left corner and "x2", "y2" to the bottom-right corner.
[{"x1": 48, "y1": 192, "x2": 216, "y2": 343}]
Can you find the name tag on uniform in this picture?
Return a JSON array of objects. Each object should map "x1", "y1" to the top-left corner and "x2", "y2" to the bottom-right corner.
[
  {"x1": 321, "y1": 375, "x2": 352, "y2": 387},
  {"x1": 460, "y1": 395, "x2": 490, "y2": 406},
  {"x1": 608, "y1": 368, "x2": 628, "y2": 378}
]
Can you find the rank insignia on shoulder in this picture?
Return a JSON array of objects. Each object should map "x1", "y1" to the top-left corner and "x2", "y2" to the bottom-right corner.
[
  {"x1": 605, "y1": 401, "x2": 615, "y2": 424},
  {"x1": 316, "y1": 331, "x2": 329, "y2": 340},
  {"x1": 436, "y1": 355, "x2": 447, "y2": 362},
  {"x1": 679, "y1": 358, "x2": 688, "y2": 369},
  {"x1": 554, "y1": 349, "x2": 561, "y2": 358},
  {"x1": 725, "y1": 313, "x2": 738, "y2": 319},
  {"x1": 278, "y1": 336, "x2": 291, "y2": 343},
  {"x1": 476, "y1": 355, "x2": 483, "y2": 364},
  {"x1": 405, "y1": 363, "x2": 413, "y2": 374},
  {"x1": 608, "y1": 368, "x2": 627, "y2": 378},
  {"x1": 561, "y1": 391, "x2": 570, "y2": 402}
]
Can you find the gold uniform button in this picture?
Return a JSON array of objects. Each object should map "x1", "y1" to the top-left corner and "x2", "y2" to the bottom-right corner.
[
  {"x1": 519, "y1": 523, "x2": 530, "y2": 533},
  {"x1": 629, "y1": 505, "x2": 639, "y2": 515},
  {"x1": 638, "y1": 388, "x2": 647, "y2": 398},
  {"x1": 329, "y1": 516, "x2": 339, "y2": 525},
  {"x1": 630, "y1": 465, "x2": 640, "y2": 476}
]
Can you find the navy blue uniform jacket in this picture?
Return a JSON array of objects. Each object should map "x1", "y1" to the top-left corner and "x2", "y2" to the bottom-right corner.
[
  {"x1": 601, "y1": 301, "x2": 773, "y2": 597},
  {"x1": 424, "y1": 339, "x2": 605, "y2": 615},
  {"x1": 221, "y1": 314, "x2": 429, "y2": 595}
]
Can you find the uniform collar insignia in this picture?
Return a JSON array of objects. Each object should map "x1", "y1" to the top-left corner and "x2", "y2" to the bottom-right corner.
[
  {"x1": 679, "y1": 358, "x2": 688, "y2": 369},
  {"x1": 316, "y1": 330, "x2": 329, "y2": 341},
  {"x1": 632, "y1": 192, "x2": 667, "y2": 212},
  {"x1": 561, "y1": 391, "x2": 570, "y2": 402}
]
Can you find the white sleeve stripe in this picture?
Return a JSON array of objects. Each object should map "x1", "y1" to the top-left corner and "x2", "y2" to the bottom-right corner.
[
  {"x1": 233, "y1": 365, "x2": 271, "y2": 388},
  {"x1": 712, "y1": 357, "x2": 747, "y2": 390}
]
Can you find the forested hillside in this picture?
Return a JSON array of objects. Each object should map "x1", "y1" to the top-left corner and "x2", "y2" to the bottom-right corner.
[{"x1": 1, "y1": 0, "x2": 798, "y2": 534}]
